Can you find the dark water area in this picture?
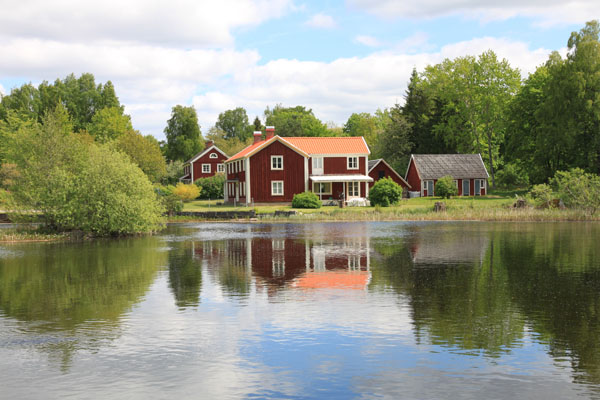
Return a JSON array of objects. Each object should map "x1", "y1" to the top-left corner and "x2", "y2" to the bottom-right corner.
[{"x1": 1, "y1": 221, "x2": 600, "y2": 399}]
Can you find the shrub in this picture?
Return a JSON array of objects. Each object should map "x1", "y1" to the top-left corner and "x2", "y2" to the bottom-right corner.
[
  {"x1": 552, "y1": 168, "x2": 600, "y2": 215},
  {"x1": 529, "y1": 183, "x2": 553, "y2": 207},
  {"x1": 292, "y1": 191, "x2": 321, "y2": 209},
  {"x1": 172, "y1": 182, "x2": 200, "y2": 202},
  {"x1": 155, "y1": 185, "x2": 183, "y2": 215},
  {"x1": 435, "y1": 176, "x2": 458, "y2": 199},
  {"x1": 369, "y1": 177, "x2": 402, "y2": 207},
  {"x1": 2, "y1": 107, "x2": 165, "y2": 235},
  {"x1": 194, "y1": 174, "x2": 225, "y2": 199},
  {"x1": 496, "y1": 163, "x2": 529, "y2": 188}
]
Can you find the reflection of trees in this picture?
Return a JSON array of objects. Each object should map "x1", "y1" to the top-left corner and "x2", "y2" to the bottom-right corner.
[
  {"x1": 167, "y1": 241, "x2": 202, "y2": 308},
  {"x1": 0, "y1": 237, "x2": 164, "y2": 370}
]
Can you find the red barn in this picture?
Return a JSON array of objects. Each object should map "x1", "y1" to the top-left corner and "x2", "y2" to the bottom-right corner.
[
  {"x1": 180, "y1": 141, "x2": 228, "y2": 183},
  {"x1": 367, "y1": 159, "x2": 411, "y2": 189},
  {"x1": 405, "y1": 154, "x2": 489, "y2": 197},
  {"x1": 224, "y1": 127, "x2": 372, "y2": 204}
]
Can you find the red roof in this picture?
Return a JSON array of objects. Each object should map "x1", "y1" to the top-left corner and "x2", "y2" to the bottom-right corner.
[{"x1": 226, "y1": 136, "x2": 370, "y2": 162}]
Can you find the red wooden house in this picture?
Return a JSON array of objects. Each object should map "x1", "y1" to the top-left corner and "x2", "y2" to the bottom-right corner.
[
  {"x1": 224, "y1": 126, "x2": 372, "y2": 204},
  {"x1": 367, "y1": 158, "x2": 411, "y2": 189},
  {"x1": 405, "y1": 154, "x2": 489, "y2": 197},
  {"x1": 180, "y1": 141, "x2": 228, "y2": 183}
]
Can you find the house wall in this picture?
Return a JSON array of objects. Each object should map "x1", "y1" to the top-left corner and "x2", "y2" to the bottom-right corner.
[
  {"x1": 322, "y1": 156, "x2": 366, "y2": 175},
  {"x1": 226, "y1": 159, "x2": 246, "y2": 202},
  {"x1": 192, "y1": 148, "x2": 227, "y2": 180},
  {"x1": 406, "y1": 160, "x2": 421, "y2": 194},
  {"x1": 249, "y1": 141, "x2": 305, "y2": 202},
  {"x1": 368, "y1": 162, "x2": 409, "y2": 188}
]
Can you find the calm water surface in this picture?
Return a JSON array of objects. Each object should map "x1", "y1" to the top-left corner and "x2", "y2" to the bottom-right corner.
[{"x1": 1, "y1": 221, "x2": 600, "y2": 399}]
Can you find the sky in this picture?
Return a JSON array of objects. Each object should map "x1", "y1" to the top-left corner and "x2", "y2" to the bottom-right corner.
[{"x1": 0, "y1": 0, "x2": 598, "y2": 140}]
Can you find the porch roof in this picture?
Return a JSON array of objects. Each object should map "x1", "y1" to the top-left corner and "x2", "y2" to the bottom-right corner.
[{"x1": 310, "y1": 174, "x2": 373, "y2": 183}]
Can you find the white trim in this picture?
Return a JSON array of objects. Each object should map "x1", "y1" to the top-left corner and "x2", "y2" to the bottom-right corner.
[
  {"x1": 271, "y1": 180, "x2": 284, "y2": 196},
  {"x1": 368, "y1": 159, "x2": 383, "y2": 173},
  {"x1": 245, "y1": 158, "x2": 251, "y2": 204},
  {"x1": 462, "y1": 179, "x2": 470, "y2": 196},
  {"x1": 217, "y1": 163, "x2": 225, "y2": 173},
  {"x1": 371, "y1": 159, "x2": 411, "y2": 189},
  {"x1": 347, "y1": 181, "x2": 360, "y2": 198},
  {"x1": 310, "y1": 175, "x2": 373, "y2": 182},
  {"x1": 304, "y1": 157, "x2": 309, "y2": 192},
  {"x1": 312, "y1": 157, "x2": 323, "y2": 175},
  {"x1": 202, "y1": 164, "x2": 211, "y2": 174},
  {"x1": 479, "y1": 153, "x2": 490, "y2": 178},
  {"x1": 347, "y1": 156, "x2": 359, "y2": 170},
  {"x1": 308, "y1": 153, "x2": 369, "y2": 157},
  {"x1": 209, "y1": 153, "x2": 218, "y2": 159},
  {"x1": 187, "y1": 145, "x2": 229, "y2": 164},
  {"x1": 312, "y1": 182, "x2": 332, "y2": 195},
  {"x1": 361, "y1": 136, "x2": 371, "y2": 155},
  {"x1": 271, "y1": 155, "x2": 283, "y2": 170}
]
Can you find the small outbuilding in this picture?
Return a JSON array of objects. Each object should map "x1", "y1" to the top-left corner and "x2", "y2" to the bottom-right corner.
[
  {"x1": 368, "y1": 158, "x2": 411, "y2": 189},
  {"x1": 405, "y1": 154, "x2": 489, "y2": 197}
]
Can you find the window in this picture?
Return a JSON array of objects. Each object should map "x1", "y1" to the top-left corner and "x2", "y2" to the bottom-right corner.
[
  {"x1": 312, "y1": 182, "x2": 332, "y2": 195},
  {"x1": 217, "y1": 164, "x2": 225, "y2": 173},
  {"x1": 378, "y1": 170, "x2": 385, "y2": 179},
  {"x1": 271, "y1": 155, "x2": 283, "y2": 170},
  {"x1": 453, "y1": 180, "x2": 458, "y2": 188},
  {"x1": 202, "y1": 164, "x2": 211, "y2": 173},
  {"x1": 271, "y1": 181, "x2": 284, "y2": 196},
  {"x1": 347, "y1": 157, "x2": 358, "y2": 170},
  {"x1": 312, "y1": 157, "x2": 323, "y2": 174},
  {"x1": 272, "y1": 253, "x2": 285, "y2": 277},
  {"x1": 272, "y1": 239, "x2": 285, "y2": 251},
  {"x1": 348, "y1": 181, "x2": 360, "y2": 197},
  {"x1": 423, "y1": 180, "x2": 434, "y2": 196},
  {"x1": 209, "y1": 153, "x2": 218, "y2": 159}
]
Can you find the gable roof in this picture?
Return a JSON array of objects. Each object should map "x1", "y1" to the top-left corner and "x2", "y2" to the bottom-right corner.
[
  {"x1": 410, "y1": 154, "x2": 489, "y2": 180},
  {"x1": 226, "y1": 136, "x2": 370, "y2": 162},
  {"x1": 185, "y1": 145, "x2": 228, "y2": 164},
  {"x1": 368, "y1": 158, "x2": 411, "y2": 188}
]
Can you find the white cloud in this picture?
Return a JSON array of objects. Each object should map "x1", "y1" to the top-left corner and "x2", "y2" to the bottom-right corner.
[
  {"x1": 0, "y1": 0, "x2": 294, "y2": 47},
  {"x1": 305, "y1": 13, "x2": 337, "y2": 29},
  {"x1": 355, "y1": 35, "x2": 381, "y2": 47},
  {"x1": 347, "y1": 0, "x2": 600, "y2": 25}
]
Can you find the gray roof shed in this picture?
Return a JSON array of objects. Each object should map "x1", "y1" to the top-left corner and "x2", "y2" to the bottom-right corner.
[{"x1": 411, "y1": 154, "x2": 489, "y2": 180}]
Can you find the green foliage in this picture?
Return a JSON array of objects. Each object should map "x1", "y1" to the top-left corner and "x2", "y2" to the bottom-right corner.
[
  {"x1": 435, "y1": 176, "x2": 458, "y2": 199},
  {"x1": 86, "y1": 106, "x2": 133, "y2": 143},
  {"x1": 552, "y1": 168, "x2": 600, "y2": 215},
  {"x1": 529, "y1": 183, "x2": 554, "y2": 207},
  {"x1": 369, "y1": 177, "x2": 402, "y2": 207},
  {"x1": 164, "y1": 105, "x2": 203, "y2": 162},
  {"x1": 205, "y1": 126, "x2": 253, "y2": 157},
  {"x1": 3, "y1": 106, "x2": 164, "y2": 235},
  {"x1": 496, "y1": 163, "x2": 529, "y2": 188},
  {"x1": 373, "y1": 105, "x2": 412, "y2": 172},
  {"x1": 343, "y1": 112, "x2": 381, "y2": 151},
  {"x1": 292, "y1": 191, "x2": 321, "y2": 209},
  {"x1": 116, "y1": 130, "x2": 167, "y2": 183},
  {"x1": 155, "y1": 185, "x2": 184, "y2": 215},
  {"x1": 194, "y1": 174, "x2": 225, "y2": 199},
  {"x1": 264, "y1": 105, "x2": 329, "y2": 137},
  {"x1": 215, "y1": 107, "x2": 252, "y2": 141},
  {"x1": 162, "y1": 160, "x2": 185, "y2": 185},
  {"x1": 172, "y1": 182, "x2": 200, "y2": 202}
]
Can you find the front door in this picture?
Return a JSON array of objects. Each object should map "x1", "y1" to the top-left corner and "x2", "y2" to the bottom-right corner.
[
  {"x1": 462, "y1": 179, "x2": 470, "y2": 196},
  {"x1": 474, "y1": 179, "x2": 481, "y2": 196},
  {"x1": 427, "y1": 180, "x2": 434, "y2": 197}
]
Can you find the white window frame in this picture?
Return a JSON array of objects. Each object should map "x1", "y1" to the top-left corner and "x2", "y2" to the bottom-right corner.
[
  {"x1": 217, "y1": 164, "x2": 225, "y2": 173},
  {"x1": 312, "y1": 182, "x2": 332, "y2": 195},
  {"x1": 271, "y1": 155, "x2": 283, "y2": 170},
  {"x1": 348, "y1": 181, "x2": 360, "y2": 197},
  {"x1": 271, "y1": 180, "x2": 284, "y2": 196},
  {"x1": 312, "y1": 157, "x2": 323, "y2": 174},
  {"x1": 476, "y1": 179, "x2": 486, "y2": 195},
  {"x1": 209, "y1": 153, "x2": 218, "y2": 159},
  {"x1": 202, "y1": 164, "x2": 211, "y2": 173},
  {"x1": 347, "y1": 156, "x2": 359, "y2": 170}
]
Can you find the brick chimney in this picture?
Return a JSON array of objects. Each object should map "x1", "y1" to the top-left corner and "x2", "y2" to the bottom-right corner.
[
  {"x1": 265, "y1": 126, "x2": 275, "y2": 140},
  {"x1": 205, "y1": 140, "x2": 214, "y2": 148},
  {"x1": 253, "y1": 131, "x2": 262, "y2": 144}
]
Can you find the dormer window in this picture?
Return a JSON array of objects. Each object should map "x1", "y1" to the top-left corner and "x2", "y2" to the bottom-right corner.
[{"x1": 271, "y1": 155, "x2": 283, "y2": 170}]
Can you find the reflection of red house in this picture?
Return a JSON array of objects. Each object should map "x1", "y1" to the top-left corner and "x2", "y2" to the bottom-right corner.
[
  {"x1": 368, "y1": 159, "x2": 411, "y2": 189},
  {"x1": 180, "y1": 141, "x2": 229, "y2": 183},
  {"x1": 293, "y1": 271, "x2": 370, "y2": 290},
  {"x1": 405, "y1": 154, "x2": 489, "y2": 197},
  {"x1": 224, "y1": 126, "x2": 372, "y2": 204}
]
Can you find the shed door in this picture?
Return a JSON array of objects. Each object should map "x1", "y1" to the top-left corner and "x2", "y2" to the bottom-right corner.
[
  {"x1": 474, "y1": 179, "x2": 481, "y2": 196},
  {"x1": 427, "y1": 180, "x2": 434, "y2": 197},
  {"x1": 462, "y1": 179, "x2": 470, "y2": 196}
]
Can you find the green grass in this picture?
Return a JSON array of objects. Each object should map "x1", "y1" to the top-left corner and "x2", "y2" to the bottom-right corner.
[{"x1": 0, "y1": 228, "x2": 74, "y2": 242}]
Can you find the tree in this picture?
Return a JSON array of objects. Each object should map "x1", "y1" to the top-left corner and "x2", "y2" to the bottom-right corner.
[
  {"x1": 264, "y1": 105, "x2": 329, "y2": 137},
  {"x1": 205, "y1": 126, "x2": 253, "y2": 157},
  {"x1": 343, "y1": 112, "x2": 381, "y2": 151},
  {"x1": 115, "y1": 130, "x2": 167, "y2": 183},
  {"x1": 164, "y1": 105, "x2": 203, "y2": 162},
  {"x1": 253, "y1": 116, "x2": 262, "y2": 131},
  {"x1": 215, "y1": 107, "x2": 252, "y2": 141},
  {"x1": 87, "y1": 106, "x2": 133, "y2": 143},
  {"x1": 373, "y1": 105, "x2": 412, "y2": 173},
  {"x1": 3, "y1": 106, "x2": 164, "y2": 235},
  {"x1": 552, "y1": 168, "x2": 600, "y2": 215}
]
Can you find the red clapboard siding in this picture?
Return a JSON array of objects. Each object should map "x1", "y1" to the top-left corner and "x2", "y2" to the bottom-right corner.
[
  {"x1": 324, "y1": 156, "x2": 365, "y2": 174},
  {"x1": 192, "y1": 150, "x2": 227, "y2": 180},
  {"x1": 250, "y1": 141, "x2": 305, "y2": 202},
  {"x1": 406, "y1": 160, "x2": 421, "y2": 193},
  {"x1": 368, "y1": 162, "x2": 409, "y2": 188}
]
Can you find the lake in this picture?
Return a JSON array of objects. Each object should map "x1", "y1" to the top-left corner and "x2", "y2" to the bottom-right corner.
[{"x1": 1, "y1": 221, "x2": 600, "y2": 399}]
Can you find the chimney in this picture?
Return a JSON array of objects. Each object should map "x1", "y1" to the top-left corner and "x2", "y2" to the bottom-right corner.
[
  {"x1": 265, "y1": 126, "x2": 275, "y2": 140},
  {"x1": 253, "y1": 131, "x2": 262, "y2": 144},
  {"x1": 205, "y1": 140, "x2": 214, "y2": 148}
]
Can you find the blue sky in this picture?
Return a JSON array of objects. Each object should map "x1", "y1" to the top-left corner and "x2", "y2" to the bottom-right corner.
[{"x1": 0, "y1": 0, "x2": 596, "y2": 139}]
